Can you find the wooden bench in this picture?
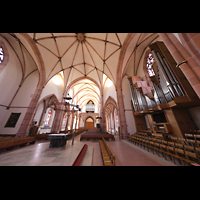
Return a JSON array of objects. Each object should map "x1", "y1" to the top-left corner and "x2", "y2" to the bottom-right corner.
[
  {"x1": 127, "y1": 133, "x2": 200, "y2": 166},
  {"x1": 80, "y1": 132, "x2": 115, "y2": 141},
  {"x1": 0, "y1": 136, "x2": 36, "y2": 151},
  {"x1": 99, "y1": 138, "x2": 115, "y2": 166}
]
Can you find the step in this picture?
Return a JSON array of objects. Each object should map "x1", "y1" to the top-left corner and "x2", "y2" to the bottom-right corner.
[
  {"x1": 72, "y1": 144, "x2": 88, "y2": 166},
  {"x1": 79, "y1": 145, "x2": 94, "y2": 166}
]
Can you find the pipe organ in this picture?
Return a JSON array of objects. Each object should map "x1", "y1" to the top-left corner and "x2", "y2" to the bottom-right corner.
[{"x1": 129, "y1": 41, "x2": 200, "y2": 138}]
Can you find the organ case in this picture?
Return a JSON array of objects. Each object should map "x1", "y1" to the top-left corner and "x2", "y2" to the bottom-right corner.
[
  {"x1": 149, "y1": 41, "x2": 200, "y2": 106},
  {"x1": 128, "y1": 41, "x2": 200, "y2": 137}
]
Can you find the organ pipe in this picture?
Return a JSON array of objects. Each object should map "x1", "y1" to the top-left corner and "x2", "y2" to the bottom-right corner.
[
  {"x1": 152, "y1": 82, "x2": 166, "y2": 104},
  {"x1": 128, "y1": 78, "x2": 139, "y2": 112},
  {"x1": 163, "y1": 58, "x2": 185, "y2": 96},
  {"x1": 152, "y1": 49, "x2": 185, "y2": 99}
]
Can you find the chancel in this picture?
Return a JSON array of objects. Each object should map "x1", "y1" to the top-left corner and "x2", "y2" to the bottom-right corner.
[{"x1": 0, "y1": 33, "x2": 200, "y2": 166}]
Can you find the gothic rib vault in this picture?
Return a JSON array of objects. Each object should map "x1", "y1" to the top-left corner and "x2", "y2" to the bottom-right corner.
[{"x1": 0, "y1": 33, "x2": 167, "y2": 137}]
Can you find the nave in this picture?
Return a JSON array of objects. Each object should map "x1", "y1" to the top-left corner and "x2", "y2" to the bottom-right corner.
[{"x1": 0, "y1": 131, "x2": 175, "y2": 166}]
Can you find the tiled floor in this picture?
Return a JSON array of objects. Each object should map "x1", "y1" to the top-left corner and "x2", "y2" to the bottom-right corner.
[
  {"x1": 0, "y1": 133, "x2": 175, "y2": 166},
  {"x1": 0, "y1": 139, "x2": 91, "y2": 166},
  {"x1": 78, "y1": 134, "x2": 170, "y2": 166},
  {"x1": 106, "y1": 138, "x2": 167, "y2": 166}
]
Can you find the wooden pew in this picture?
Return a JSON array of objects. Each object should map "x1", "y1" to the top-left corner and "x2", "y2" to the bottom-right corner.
[
  {"x1": 99, "y1": 138, "x2": 115, "y2": 166},
  {"x1": 0, "y1": 136, "x2": 36, "y2": 151},
  {"x1": 127, "y1": 132, "x2": 200, "y2": 166}
]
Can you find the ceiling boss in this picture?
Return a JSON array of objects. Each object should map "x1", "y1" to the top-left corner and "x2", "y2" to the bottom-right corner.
[{"x1": 75, "y1": 33, "x2": 86, "y2": 43}]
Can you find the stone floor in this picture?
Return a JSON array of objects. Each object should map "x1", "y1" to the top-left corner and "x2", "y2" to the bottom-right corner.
[
  {"x1": 78, "y1": 134, "x2": 173, "y2": 166},
  {"x1": 0, "y1": 138, "x2": 93, "y2": 166},
  {"x1": 0, "y1": 133, "x2": 177, "y2": 166}
]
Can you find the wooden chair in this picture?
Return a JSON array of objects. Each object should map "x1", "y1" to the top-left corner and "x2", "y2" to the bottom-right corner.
[
  {"x1": 166, "y1": 142, "x2": 176, "y2": 164},
  {"x1": 195, "y1": 147, "x2": 200, "y2": 162},
  {"x1": 170, "y1": 136, "x2": 178, "y2": 143},
  {"x1": 185, "y1": 133, "x2": 194, "y2": 140},
  {"x1": 177, "y1": 138, "x2": 186, "y2": 145},
  {"x1": 194, "y1": 135, "x2": 200, "y2": 147},
  {"x1": 184, "y1": 145, "x2": 199, "y2": 164},
  {"x1": 153, "y1": 140, "x2": 162, "y2": 157},
  {"x1": 173, "y1": 142, "x2": 189, "y2": 165},
  {"x1": 159, "y1": 142, "x2": 168, "y2": 160},
  {"x1": 141, "y1": 137, "x2": 150, "y2": 151},
  {"x1": 185, "y1": 139, "x2": 197, "y2": 147},
  {"x1": 149, "y1": 139, "x2": 156, "y2": 154}
]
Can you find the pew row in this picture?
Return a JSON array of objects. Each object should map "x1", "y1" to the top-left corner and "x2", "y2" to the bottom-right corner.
[
  {"x1": 127, "y1": 133, "x2": 200, "y2": 166},
  {"x1": 99, "y1": 138, "x2": 115, "y2": 166},
  {"x1": 0, "y1": 136, "x2": 36, "y2": 151}
]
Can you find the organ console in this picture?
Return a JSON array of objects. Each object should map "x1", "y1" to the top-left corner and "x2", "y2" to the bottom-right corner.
[{"x1": 129, "y1": 41, "x2": 200, "y2": 138}]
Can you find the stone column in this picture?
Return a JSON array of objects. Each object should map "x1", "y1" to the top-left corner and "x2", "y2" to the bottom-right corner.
[
  {"x1": 159, "y1": 33, "x2": 200, "y2": 98},
  {"x1": 17, "y1": 86, "x2": 44, "y2": 137},
  {"x1": 38, "y1": 100, "x2": 47, "y2": 127},
  {"x1": 116, "y1": 87, "x2": 128, "y2": 139},
  {"x1": 51, "y1": 109, "x2": 63, "y2": 133}
]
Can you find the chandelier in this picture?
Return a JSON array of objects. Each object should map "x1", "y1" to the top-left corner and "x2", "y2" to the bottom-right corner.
[{"x1": 49, "y1": 94, "x2": 81, "y2": 113}]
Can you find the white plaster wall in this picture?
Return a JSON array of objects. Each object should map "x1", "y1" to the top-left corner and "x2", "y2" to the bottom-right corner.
[
  {"x1": 0, "y1": 39, "x2": 22, "y2": 106},
  {"x1": 0, "y1": 36, "x2": 38, "y2": 135},
  {"x1": 0, "y1": 36, "x2": 40, "y2": 135},
  {"x1": 39, "y1": 77, "x2": 64, "y2": 103},
  {"x1": 12, "y1": 72, "x2": 39, "y2": 107},
  {"x1": 103, "y1": 83, "x2": 117, "y2": 105},
  {"x1": 0, "y1": 107, "x2": 27, "y2": 135}
]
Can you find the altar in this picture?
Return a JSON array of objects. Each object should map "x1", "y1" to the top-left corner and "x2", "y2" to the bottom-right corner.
[{"x1": 47, "y1": 134, "x2": 70, "y2": 148}]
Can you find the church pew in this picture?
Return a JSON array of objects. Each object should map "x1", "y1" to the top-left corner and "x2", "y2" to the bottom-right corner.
[
  {"x1": 127, "y1": 133, "x2": 200, "y2": 166},
  {"x1": 80, "y1": 133, "x2": 115, "y2": 141},
  {"x1": 99, "y1": 138, "x2": 115, "y2": 166},
  {"x1": 0, "y1": 136, "x2": 36, "y2": 151}
]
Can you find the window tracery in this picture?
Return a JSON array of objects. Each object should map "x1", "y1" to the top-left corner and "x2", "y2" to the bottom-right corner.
[
  {"x1": 0, "y1": 46, "x2": 4, "y2": 64},
  {"x1": 44, "y1": 108, "x2": 53, "y2": 126},
  {"x1": 146, "y1": 53, "x2": 155, "y2": 77}
]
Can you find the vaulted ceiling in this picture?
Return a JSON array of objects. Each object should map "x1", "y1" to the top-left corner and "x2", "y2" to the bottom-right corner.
[
  {"x1": 1, "y1": 33, "x2": 165, "y2": 112},
  {"x1": 27, "y1": 33, "x2": 128, "y2": 88},
  {"x1": 69, "y1": 78, "x2": 100, "y2": 110}
]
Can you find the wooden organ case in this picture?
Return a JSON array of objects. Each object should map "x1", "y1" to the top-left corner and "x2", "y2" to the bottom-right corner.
[{"x1": 128, "y1": 41, "x2": 200, "y2": 139}]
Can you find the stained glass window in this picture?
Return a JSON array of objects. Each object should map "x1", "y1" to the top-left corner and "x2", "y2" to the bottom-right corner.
[
  {"x1": 146, "y1": 53, "x2": 155, "y2": 77},
  {"x1": 44, "y1": 109, "x2": 53, "y2": 126},
  {"x1": 0, "y1": 46, "x2": 4, "y2": 64}
]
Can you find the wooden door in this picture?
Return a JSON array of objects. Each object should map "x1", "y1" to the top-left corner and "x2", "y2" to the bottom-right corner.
[{"x1": 86, "y1": 122, "x2": 94, "y2": 130}]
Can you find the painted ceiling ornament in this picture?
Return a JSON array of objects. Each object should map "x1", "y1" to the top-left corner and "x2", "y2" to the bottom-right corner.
[{"x1": 75, "y1": 33, "x2": 86, "y2": 43}]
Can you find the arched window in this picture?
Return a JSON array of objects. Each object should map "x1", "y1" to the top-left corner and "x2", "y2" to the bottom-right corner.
[
  {"x1": 61, "y1": 113, "x2": 68, "y2": 131},
  {"x1": 44, "y1": 108, "x2": 53, "y2": 127},
  {"x1": 0, "y1": 40, "x2": 9, "y2": 73},
  {"x1": 0, "y1": 45, "x2": 4, "y2": 64},
  {"x1": 146, "y1": 53, "x2": 155, "y2": 77}
]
